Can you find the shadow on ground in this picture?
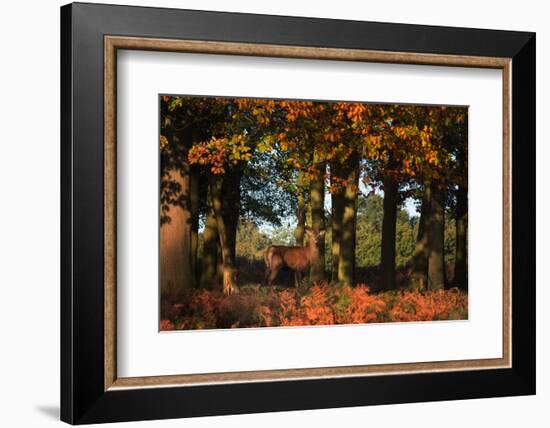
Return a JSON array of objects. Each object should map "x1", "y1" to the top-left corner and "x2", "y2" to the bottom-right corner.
[{"x1": 35, "y1": 405, "x2": 59, "y2": 420}]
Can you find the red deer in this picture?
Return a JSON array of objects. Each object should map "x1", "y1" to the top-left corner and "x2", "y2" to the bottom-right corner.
[{"x1": 263, "y1": 228, "x2": 325, "y2": 287}]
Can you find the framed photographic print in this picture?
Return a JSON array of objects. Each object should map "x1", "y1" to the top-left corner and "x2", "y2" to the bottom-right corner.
[{"x1": 60, "y1": 2, "x2": 535, "y2": 424}]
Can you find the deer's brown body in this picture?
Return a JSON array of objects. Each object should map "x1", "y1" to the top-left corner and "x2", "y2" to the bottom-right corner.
[{"x1": 263, "y1": 228, "x2": 324, "y2": 287}]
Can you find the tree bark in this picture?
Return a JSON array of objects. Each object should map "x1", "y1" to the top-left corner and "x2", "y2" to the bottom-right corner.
[
  {"x1": 160, "y1": 168, "x2": 193, "y2": 296},
  {"x1": 189, "y1": 165, "x2": 199, "y2": 288},
  {"x1": 222, "y1": 168, "x2": 242, "y2": 268},
  {"x1": 309, "y1": 161, "x2": 326, "y2": 282},
  {"x1": 294, "y1": 190, "x2": 306, "y2": 246},
  {"x1": 454, "y1": 184, "x2": 468, "y2": 290},
  {"x1": 381, "y1": 173, "x2": 398, "y2": 291},
  {"x1": 427, "y1": 182, "x2": 446, "y2": 290},
  {"x1": 159, "y1": 121, "x2": 193, "y2": 297},
  {"x1": 200, "y1": 184, "x2": 220, "y2": 290},
  {"x1": 330, "y1": 166, "x2": 344, "y2": 283},
  {"x1": 209, "y1": 174, "x2": 238, "y2": 294},
  {"x1": 410, "y1": 181, "x2": 431, "y2": 290},
  {"x1": 337, "y1": 153, "x2": 359, "y2": 286}
]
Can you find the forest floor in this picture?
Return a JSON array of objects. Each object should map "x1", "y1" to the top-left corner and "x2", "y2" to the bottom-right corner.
[
  {"x1": 160, "y1": 281, "x2": 468, "y2": 331},
  {"x1": 236, "y1": 258, "x2": 424, "y2": 291}
]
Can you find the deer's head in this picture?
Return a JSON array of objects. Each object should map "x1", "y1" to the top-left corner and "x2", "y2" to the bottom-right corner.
[{"x1": 305, "y1": 227, "x2": 325, "y2": 246}]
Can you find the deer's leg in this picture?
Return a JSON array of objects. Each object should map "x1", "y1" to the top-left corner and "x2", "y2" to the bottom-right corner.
[
  {"x1": 294, "y1": 271, "x2": 302, "y2": 288},
  {"x1": 263, "y1": 267, "x2": 271, "y2": 287},
  {"x1": 268, "y1": 268, "x2": 280, "y2": 287},
  {"x1": 266, "y1": 255, "x2": 283, "y2": 287}
]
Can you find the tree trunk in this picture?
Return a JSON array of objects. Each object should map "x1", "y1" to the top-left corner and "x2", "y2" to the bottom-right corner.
[
  {"x1": 381, "y1": 173, "x2": 398, "y2": 291},
  {"x1": 209, "y1": 174, "x2": 237, "y2": 294},
  {"x1": 330, "y1": 161, "x2": 344, "y2": 283},
  {"x1": 331, "y1": 190, "x2": 344, "y2": 283},
  {"x1": 200, "y1": 184, "x2": 220, "y2": 290},
  {"x1": 159, "y1": 121, "x2": 193, "y2": 297},
  {"x1": 309, "y1": 162, "x2": 326, "y2": 282},
  {"x1": 410, "y1": 181, "x2": 432, "y2": 290},
  {"x1": 295, "y1": 191, "x2": 306, "y2": 246},
  {"x1": 189, "y1": 165, "x2": 199, "y2": 288},
  {"x1": 454, "y1": 184, "x2": 468, "y2": 291},
  {"x1": 222, "y1": 168, "x2": 242, "y2": 268},
  {"x1": 160, "y1": 168, "x2": 193, "y2": 296},
  {"x1": 427, "y1": 182, "x2": 446, "y2": 290},
  {"x1": 338, "y1": 153, "x2": 359, "y2": 286}
]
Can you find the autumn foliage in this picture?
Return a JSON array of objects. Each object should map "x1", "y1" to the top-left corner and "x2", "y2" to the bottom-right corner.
[
  {"x1": 160, "y1": 95, "x2": 468, "y2": 324},
  {"x1": 160, "y1": 284, "x2": 467, "y2": 331}
]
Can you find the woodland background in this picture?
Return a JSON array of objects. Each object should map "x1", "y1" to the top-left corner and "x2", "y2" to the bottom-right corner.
[{"x1": 160, "y1": 96, "x2": 468, "y2": 329}]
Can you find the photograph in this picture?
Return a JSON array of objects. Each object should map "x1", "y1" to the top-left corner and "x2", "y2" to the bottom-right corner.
[{"x1": 159, "y1": 95, "x2": 469, "y2": 331}]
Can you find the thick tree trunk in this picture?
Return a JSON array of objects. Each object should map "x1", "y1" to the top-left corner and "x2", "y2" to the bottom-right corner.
[
  {"x1": 381, "y1": 174, "x2": 398, "y2": 291},
  {"x1": 309, "y1": 162, "x2": 326, "y2": 282},
  {"x1": 189, "y1": 165, "x2": 199, "y2": 288},
  {"x1": 293, "y1": 174, "x2": 307, "y2": 287},
  {"x1": 292, "y1": 192, "x2": 307, "y2": 287},
  {"x1": 338, "y1": 153, "x2": 359, "y2": 286},
  {"x1": 331, "y1": 190, "x2": 344, "y2": 283},
  {"x1": 410, "y1": 181, "x2": 432, "y2": 290},
  {"x1": 427, "y1": 182, "x2": 446, "y2": 290},
  {"x1": 200, "y1": 185, "x2": 220, "y2": 290},
  {"x1": 209, "y1": 174, "x2": 237, "y2": 294},
  {"x1": 159, "y1": 121, "x2": 193, "y2": 297},
  {"x1": 222, "y1": 168, "x2": 242, "y2": 268},
  {"x1": 160, "y1": 168, "x2": 193, "y2": 296},
  {"x1": 330, "y1": 161, "x2": 344, "y2": 283},
  {"x1": 454, "y1": 184, "x2": 468, "y2": 290}
]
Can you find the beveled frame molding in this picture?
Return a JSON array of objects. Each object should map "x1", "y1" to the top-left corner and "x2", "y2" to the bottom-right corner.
[{"x1": 104, "y1": 35, "x2": 512, "y2": 392}]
